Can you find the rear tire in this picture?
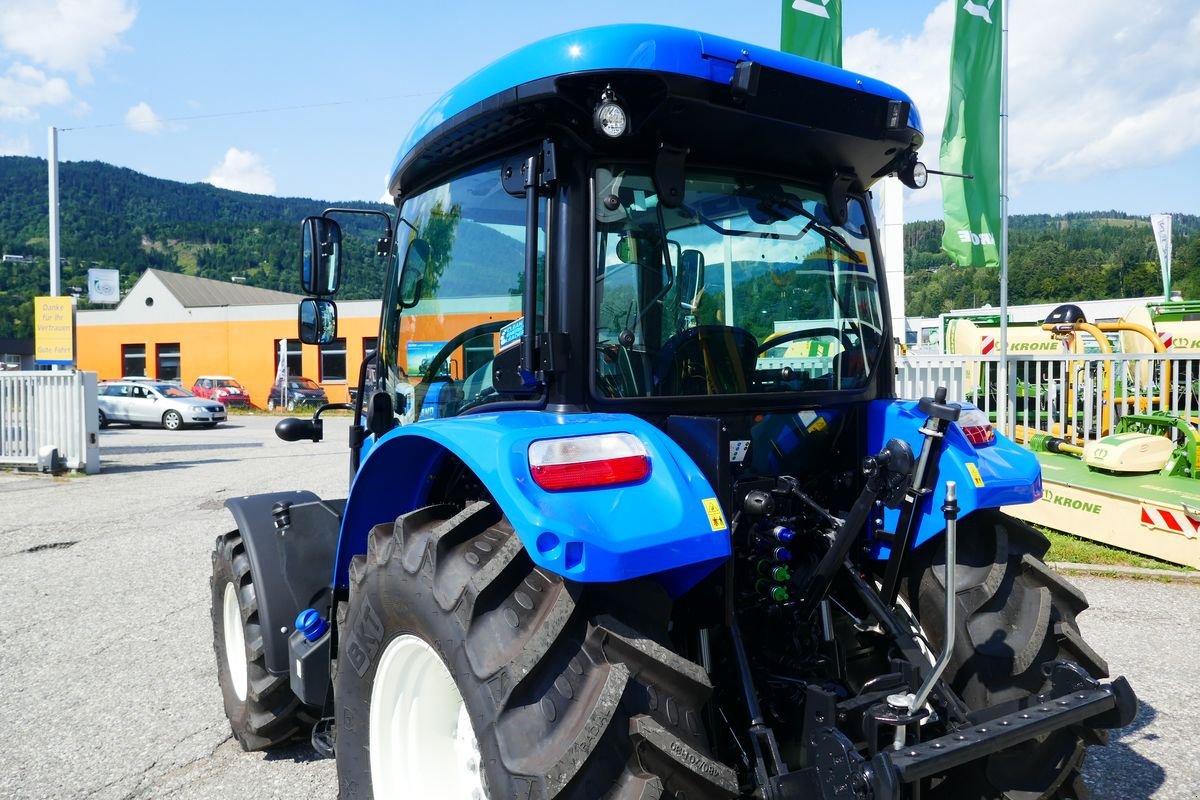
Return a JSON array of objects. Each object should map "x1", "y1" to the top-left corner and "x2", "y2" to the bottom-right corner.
[
  {"x1": 905, "y1": 510, "x2": 1108, "y2": 800},
  {"x1": 335, "y1": 501, "x2": 737, "y2": 799},
  {"x1": 211, "y1": 531, "x2": 316, "y2": 750},
  {"x1": 98, "y1": 410, "x2": 108, "y2": 429}
]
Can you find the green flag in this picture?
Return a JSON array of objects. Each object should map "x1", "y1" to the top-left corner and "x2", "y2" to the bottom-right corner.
[
  {"x1": 940, "y1": 0, "x2": 1002, "y2": 267},
  {"x1": 780, "y1": 0, "x2": 842, "y2": 67}
]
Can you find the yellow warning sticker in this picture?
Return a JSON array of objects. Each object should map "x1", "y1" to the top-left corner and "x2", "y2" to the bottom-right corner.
[
  {"x1": 966, "y1": 462, "x2": 985, "y2": 488},
  {"x1": 702, "y1": 498, "x2": 727, "y2": 531}
]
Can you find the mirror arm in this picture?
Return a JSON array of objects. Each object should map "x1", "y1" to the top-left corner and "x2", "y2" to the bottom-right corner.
[{"x1": 321, "y1": 207, "x2": 395, "y2": 254}]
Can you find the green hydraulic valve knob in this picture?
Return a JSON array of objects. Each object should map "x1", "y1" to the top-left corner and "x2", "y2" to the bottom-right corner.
[
  {"x1": 755, "y1": 579, "x2": 790, "y2": 603},
  {"x1": 756, "y1": 560, "x2": 792, "y2": 583}
]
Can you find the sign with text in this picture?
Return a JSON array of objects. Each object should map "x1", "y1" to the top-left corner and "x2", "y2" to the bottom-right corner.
[{"x1": 34, "y1": 296, "x2": 76, "y2": 365}]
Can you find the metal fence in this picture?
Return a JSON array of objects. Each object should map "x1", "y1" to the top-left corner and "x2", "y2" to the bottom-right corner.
[
  {"x1": 0, "y1": 371, "x2": 99, "y2": 473},
  {"x1": 897, "y1": 352, "x2": 1198, "y2": 449}
]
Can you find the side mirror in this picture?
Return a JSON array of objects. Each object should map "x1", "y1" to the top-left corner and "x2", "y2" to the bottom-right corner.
[
  {"x1": 301, "y1": 216, "x2": 342, "y2": 295},
  {"x1": 399, "y1": 238, "x2": 430, "y2": 308},
  {"x1": 678, "y1": 249, "x2": 704, "y2": 310},
  {"x1": 298, "y1": 297, "x2": 338, "y2": 345}
]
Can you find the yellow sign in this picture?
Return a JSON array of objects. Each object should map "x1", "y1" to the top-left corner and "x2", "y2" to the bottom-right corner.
[
  {"x1": 701, "y1": 498, "x2": 727, "y2": 531},
  {"x1": 965, "y1": 462, "x2": 985, "y2": 488},
  {"x1": 34, "y1": 297, "x2": 76, "y2": 365}
]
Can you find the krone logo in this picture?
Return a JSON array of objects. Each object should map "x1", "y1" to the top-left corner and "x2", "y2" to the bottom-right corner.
[
  {"x1": 792, "y1": 0, "x2": 832, "y2": 19},
  {"x1": 964, "y1": 0, "x2": 995, "y2": 24}
]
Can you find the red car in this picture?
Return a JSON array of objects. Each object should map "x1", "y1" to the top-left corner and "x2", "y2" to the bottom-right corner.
[{"x1": 192, "y1": 376, "x2": 251, "y2": 407}]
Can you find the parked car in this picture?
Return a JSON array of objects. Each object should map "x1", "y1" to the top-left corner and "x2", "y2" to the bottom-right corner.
[
  {"x1": 266, "y1": 376, "x2": 327, "y2": 411},
  {"x1": 192, "y1": 375, "x2": 251, "y2": 407},
  {"x1": 97, "y1": 381, "x2": 227, "y2": 430}
]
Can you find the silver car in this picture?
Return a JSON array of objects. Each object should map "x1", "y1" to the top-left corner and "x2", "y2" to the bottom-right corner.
[{"x1": 98, "y1": 381, "x2": 227, "y2": 430}]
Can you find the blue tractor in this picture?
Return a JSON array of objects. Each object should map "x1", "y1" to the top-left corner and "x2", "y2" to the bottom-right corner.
[{"x1": 210, "y1": 25, "x2": 1134, "y2": 799}]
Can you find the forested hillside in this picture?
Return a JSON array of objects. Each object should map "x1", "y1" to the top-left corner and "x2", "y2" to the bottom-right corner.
[{"x1": 1, "y1": 156, "x2": 1197, "y2": 338}]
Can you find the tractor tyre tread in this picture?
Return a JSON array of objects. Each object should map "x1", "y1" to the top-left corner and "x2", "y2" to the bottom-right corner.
[
  {"x1": 906, "y1": 510, "x2": 1106, "y2": 800},
  {"x1": 335, "y1": 501, "x2": 734, "y2": 799},
  {"x1": 210, "y1": 531, "x2": 316, "y2": 751}
]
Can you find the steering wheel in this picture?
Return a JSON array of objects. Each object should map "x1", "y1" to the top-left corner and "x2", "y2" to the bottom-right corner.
[
  {"x1": 755, "y1": 326, "x2": 851, "y2": 355},
  {"x1": 415, "y1": 320, "x2": 512, "y2": 416}
]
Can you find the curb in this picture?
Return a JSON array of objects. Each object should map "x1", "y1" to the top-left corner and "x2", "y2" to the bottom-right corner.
[{"x1": 1050, "y1": 561, "x2": 1200, "y2": 583}]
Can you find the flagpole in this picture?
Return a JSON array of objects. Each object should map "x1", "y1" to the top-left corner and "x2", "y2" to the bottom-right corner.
[{"x1": 997, "y1": 0, "x2": 1010, "y2": 435}]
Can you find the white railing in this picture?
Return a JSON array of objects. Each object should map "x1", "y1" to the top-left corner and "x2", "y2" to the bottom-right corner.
[
  {"x1": 897, "y1": 352, "x2": 1199, "y2": 449},
  {"x1": 0, "y1": 371, "x2": 99, "y2": 473}
]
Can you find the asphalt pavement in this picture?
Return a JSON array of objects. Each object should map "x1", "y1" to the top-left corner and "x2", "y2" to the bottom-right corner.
[{"x1": 0, "y1": 415, "x2": 1193, "y2": 799}]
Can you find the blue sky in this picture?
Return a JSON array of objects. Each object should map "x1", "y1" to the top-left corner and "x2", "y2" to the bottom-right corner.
[{"x1": 2, "y1": 1, "x2": 1198, "y2": 220}]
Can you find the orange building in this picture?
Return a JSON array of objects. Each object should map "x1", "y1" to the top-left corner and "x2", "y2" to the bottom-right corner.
[{"x1": 77, "y1": 269, "x2": 381, "y2": 406}]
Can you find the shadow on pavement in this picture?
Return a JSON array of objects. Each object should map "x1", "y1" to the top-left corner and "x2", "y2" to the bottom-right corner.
[
  {"x1": 1083, "y1": 700, "x2": 1165, "y2": 799},
  {"x1": 99, "y1": 458, "x2": 238, "y2": 474},
  {"x1": 263, "y1": 741, "x2": 332, "y2": 764},
  {"x1": 101, "y1": 442, "x2": 263, "y2": 456}
]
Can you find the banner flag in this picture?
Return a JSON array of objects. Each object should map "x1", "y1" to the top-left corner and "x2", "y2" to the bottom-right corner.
[
  {"x1": 1150, "y1": 213, "x2": 1172, "y2": 298},
  {"x1": 87, "y1": 268, "x2": 120, "y2": 304},
  {"x1": 940, "y1": 0, "x2": 1003, "y2": 267},
  {"x1": 780, "y1": 0, "x2": 842, "y2": 66}
]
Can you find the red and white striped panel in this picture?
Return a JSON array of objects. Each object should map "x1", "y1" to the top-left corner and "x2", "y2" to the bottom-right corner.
[
  {"x1": 981, "y1": 336, "x2": 995, "y2": 355},
  {"x1": 1140, "y1": 505, "x2": 1200, "y2": 537},
  {"x1": 1159, "y1": 331, "x2": 1173, "y2": 350}
]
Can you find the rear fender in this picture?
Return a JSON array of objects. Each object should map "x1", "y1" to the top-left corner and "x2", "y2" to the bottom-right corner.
[
  {"x1": 867, "y1": 399, "x2": 1042, "y2": 555},
  {"x1": 223, "y1": 491, "x2": 343, "y2": 675},
  {"x1": 336, "y1": 410, "x2": 731, "y2": 594}
]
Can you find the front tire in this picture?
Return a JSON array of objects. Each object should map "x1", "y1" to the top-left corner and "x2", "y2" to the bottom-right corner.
[
  {"x1": 335, "y1": 501, "x2": 737, "y2": 799},
  {"x1": 906, "y1": 510, "x2": 1108, "y2": 800},
  {"x1": 162, "y1": 409, "x2": 183, "y2": 430},
  {"x1": 210, "y1": 531, "x2": 316, "y2": 750}
]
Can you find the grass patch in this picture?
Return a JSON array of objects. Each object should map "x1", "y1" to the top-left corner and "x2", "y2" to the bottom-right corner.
[{"x1": 1039, "y1": 526, "x2": 1194, "y2": 571}]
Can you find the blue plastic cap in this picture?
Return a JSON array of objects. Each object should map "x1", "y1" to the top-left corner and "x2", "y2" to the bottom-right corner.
[{"x1": 295, "y1": 608, "x2": 329, "y2": 642}]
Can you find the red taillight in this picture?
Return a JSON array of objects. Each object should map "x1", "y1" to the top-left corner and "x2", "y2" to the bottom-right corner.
[
  {"x1": 956, "y1": 407, "x2": 996, "y2": 447},
  {"x1": 528, "y1": 433, "x2": 650, "y2": 491}
]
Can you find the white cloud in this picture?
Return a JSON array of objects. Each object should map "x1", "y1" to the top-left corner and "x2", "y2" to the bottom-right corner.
[
  {"x1": 0, "y1": 62, "x2": 73, "y2": 121},
  {"x1": 846, "y1": 0, "x2": 1200, "y2": 208},
  {"x1": 0, "y1": 0, "x2": 136, "y2": 81},
  {"x1": 124, "y1": 101, "x2": 162, "y2": 134},
  {"x1": 204, "y1": 147, "x2": 277, "y2": 195},
  {"x1": 0, "y1": 133, "x2": 32, "y2": 155}
]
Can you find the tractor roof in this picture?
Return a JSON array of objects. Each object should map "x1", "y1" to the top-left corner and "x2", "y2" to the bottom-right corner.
[{"x1": 389, "y1": 24, "x2": 923, "y2": 198}]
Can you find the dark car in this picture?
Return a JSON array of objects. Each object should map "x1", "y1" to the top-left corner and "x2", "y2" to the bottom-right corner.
[{"x1": 267, "y1": 377, "x2": 328, "y2": 411}]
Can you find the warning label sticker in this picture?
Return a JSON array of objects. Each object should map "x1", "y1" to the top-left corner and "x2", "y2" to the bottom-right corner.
[
  {"x1": 702, "y1": 498, "x2": 727, "y2": 531},
  {"x1": 966, "y1": 462, "x2": 985, "y2": 488}
]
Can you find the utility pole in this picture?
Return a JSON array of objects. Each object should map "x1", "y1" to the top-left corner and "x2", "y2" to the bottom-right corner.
[{"x1": 48, "y1": 126, "x2": 61, "y2": 297}]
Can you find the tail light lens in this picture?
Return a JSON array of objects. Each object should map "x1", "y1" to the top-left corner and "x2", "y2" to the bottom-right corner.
[
  {"x1": 528, "y1": 433, "x2": 650, "y2": 491},
  {"x1": 956, "y1": 406, "x2": 996, "y2": 447}
]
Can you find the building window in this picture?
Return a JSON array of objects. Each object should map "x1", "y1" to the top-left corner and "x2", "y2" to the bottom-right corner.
[
  {"x1": 156, "y1": 343, "x2": 181, "y2": 382},
  {"x1": 363, "y1": 337, "x2": 378, "y2": 360},
  {"x1": 273, "y1": 339, "x2": 303, "y2": 379},
  {"x1": 321, "y1": 337, "x2": 347, "y2": 382},
  {"x1": 121, "y1": 344, "x2": 145, "y2": 377}
]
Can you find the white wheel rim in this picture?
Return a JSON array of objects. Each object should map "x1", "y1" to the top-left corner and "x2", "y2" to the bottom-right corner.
[
  {"x1": 370, "y1": 634, "x2": 485, "y2": 800},
  {"x1": 222, "y1": 582, "x2": 248, "y2": 701}
]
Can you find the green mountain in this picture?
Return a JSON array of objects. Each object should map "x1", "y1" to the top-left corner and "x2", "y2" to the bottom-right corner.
[{"x1": 1, "y1": 156, "x2": 1198, "y2": 338}]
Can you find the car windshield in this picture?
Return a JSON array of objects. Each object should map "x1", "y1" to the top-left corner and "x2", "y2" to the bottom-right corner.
[
  {"x1": 593, "y1": 166, "x2": 884, "y2": 398},
  {"x1": 157, "y1": 385, "x2": 193, "y2": 397},
  {"x1": 215, "y1": 380, "x2": 242, "y2": 390},
  {"x1": 288, "y1": 379, "x2": 319, "y2": 390}
]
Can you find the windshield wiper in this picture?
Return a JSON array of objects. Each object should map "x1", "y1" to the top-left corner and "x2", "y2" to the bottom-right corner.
[{"x1": 771, "y1": 197, "x2": 863, "y2": 264}]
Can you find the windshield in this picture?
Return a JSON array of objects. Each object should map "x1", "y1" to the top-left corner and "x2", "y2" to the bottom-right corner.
[
  {"x1": 215, "y1": 380, "x2": 242, "y2": 390},
  {"x1": 288, "y1": 379, "x2": 320, "y2": 390},
  {"x1": 157, "y1": 385, "x2": 192, "y2": 397},
  {"x1": 593, "y1": 166, "x2": 884, "y2": 399}
]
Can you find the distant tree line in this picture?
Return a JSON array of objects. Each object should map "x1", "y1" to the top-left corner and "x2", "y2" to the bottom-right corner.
[{"x1": 1, "y1": 156, "x2": 1196, "y2": 338}]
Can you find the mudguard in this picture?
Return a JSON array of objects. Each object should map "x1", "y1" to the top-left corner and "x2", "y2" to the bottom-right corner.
[
  {"x1": 223, "y1": 491, "x2": 344, "y2": 675},
  {"x1": 336, "y1": 410, "x2": 732, "y2": 595},
  {"x1": 867, "y1": 399, "x2": 1042, "y2": 555}
]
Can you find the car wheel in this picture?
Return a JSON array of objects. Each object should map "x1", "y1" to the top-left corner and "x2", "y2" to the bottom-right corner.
[
  {"x1": 286, "y1": 399, "x2": 297, "y2": 412},
  {"x1": 98, "y1": 410, "x2": 108, "y2": 429},
  {"x1": 162, "y1": 410, "x2": 183, "y2": 431},
  {"x1": 267, "y1": 398, "x2": 277, "y2": 412}
]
